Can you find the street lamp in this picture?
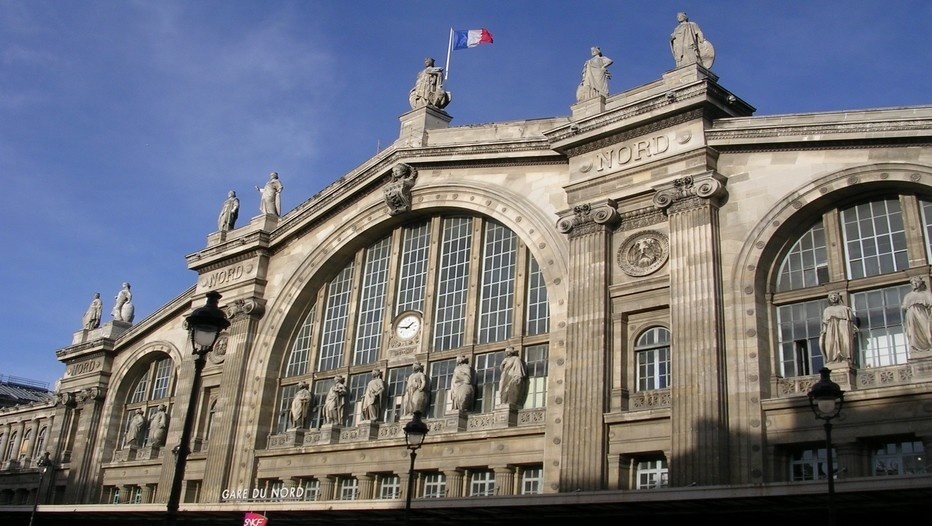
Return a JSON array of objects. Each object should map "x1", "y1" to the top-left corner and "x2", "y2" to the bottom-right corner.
[
  {"x1": 166, "y1": 291, "x2": 230, "y2": 526},
  {"x1": 807, "y1": 367, "x2": 845, "y2": 526},
  {"x1": 28, "y1": 451, "x2": 52, "y2": 526},
  {"x1": 403, "y1": 411, "x2": 429, "y2": 525}
]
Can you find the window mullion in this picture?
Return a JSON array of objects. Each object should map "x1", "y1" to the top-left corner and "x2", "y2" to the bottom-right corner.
[
  {"x1": 464, "y1": 217, "x2": 484, "y2": 346},
  {"x1": 821, "y1": 209, "x2": 847, "y2": 283}
]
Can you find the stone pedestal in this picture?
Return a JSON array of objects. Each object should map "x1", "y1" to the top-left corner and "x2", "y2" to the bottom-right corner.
[
  {"x1": 318, "y1": 423, "x2": 341, "y2": 445},
  {"x1": 440, "y1": 409, "x2": 469, "y2": 433},
  {"x1": 355, "y1": 421, "x2": 380, "y2": 440},
  {"x1": 570, "y1": 95, "x2": 606, "y2": 120},
  {"x1": 72, "y1": 320, "x2": 131, "y2": 345},
  {"x1": 398, "y1": 106, "x2": 452, "y2": 147},
  {"x1": 282, "y1": 429, "x2": 305, "y2": 447},
  {"x1": 492, "y1": 404, "x2": 519, "y2": 428}
]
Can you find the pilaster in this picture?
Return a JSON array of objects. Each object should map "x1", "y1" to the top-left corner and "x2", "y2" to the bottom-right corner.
[
  {"x1": 555, "y1": 200, "x2": 619, "y2": 490},
  {"x1": 652, "y1": 173, "x2": 729, "y2": 486},
  {"x1": 62, "y1": 387, "x2": 106, "y2": 502}
]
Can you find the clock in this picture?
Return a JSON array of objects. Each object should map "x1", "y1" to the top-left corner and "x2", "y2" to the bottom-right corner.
[{"x1": 394, "y1": 311, "x2": 422, "y2": 341}]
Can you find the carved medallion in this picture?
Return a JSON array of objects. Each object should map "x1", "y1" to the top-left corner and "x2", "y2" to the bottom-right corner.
[{"x1": 617, "y1": 231, "x2": 669, "y2": 277}]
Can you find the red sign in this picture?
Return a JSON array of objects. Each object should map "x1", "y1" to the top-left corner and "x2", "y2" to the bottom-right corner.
[{"x1": 244, "y1": 511, "x2": 268, "y2": 526}]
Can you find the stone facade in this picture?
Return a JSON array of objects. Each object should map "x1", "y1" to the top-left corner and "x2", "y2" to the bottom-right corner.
[{"x1": 2, "y1": 62, "x2": 932, "y2": 518}]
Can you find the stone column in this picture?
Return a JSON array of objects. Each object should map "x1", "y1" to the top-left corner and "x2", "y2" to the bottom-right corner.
[
  {"x1": 140, "y1": 484, "x2": 154, "y2": 504},
  {"x1": 357, "y1": 474, "x2": 375, "y2": 500},
  {"x1": 195, "y1": 298, "x2": 266, "y2": 503},
  {"x1": 63, "y1": 387, "x2": 106, "y2": 502},
  {"x1": 319, "y1": 476, "x2": 335, "y2": 501},
  {"x1": 556, "y1": 200, "x2": 619, "y2": 491},
  {"x1": 443, "y1": 469, "x2": 464, "y2": 497},
  {"x1": 835, "y1": 441, "x2": 863, "y2": 478},
  {"x1": 652, "y1": 174, "x2": 729, "y2": 487},
  {"x1": 493, "y1": 466, "x2": 515, "y2": 496},
  {"x1": 0, "y1": 423, "x2": 9, "y2": 460}
]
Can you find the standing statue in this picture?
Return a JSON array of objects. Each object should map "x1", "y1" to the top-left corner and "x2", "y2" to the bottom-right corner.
[
  {"x1": 670, "y1": 12, "x2": 715, "y2": 69},
  {"x1": 217, "y1": 190, "x2": 240, "y2": 232},
  {"x1": 111, "y1": 282, "x2": 135, "y2": 323},
  {"x1": 323, "y1": 375, "x2": 346, "y2": 425},
  {"x1": 818, "y1": 291, "x2": 858, "y2": 363},
  {"x1": 290, "y1": 381, "x2": 311, "y2": 428},
  {"x1": 147, "y1": 404, "x2": 168, "y2": 447},
  {"x1": 404, "y1": 362, "x2": 428, "y2": 415},
  {"x1": 82, "y1": 292, "x2": 103, "y2": 330},
  {"x1": 450, "y1": 355, "x2": 475, "y2": 411},
  {"x1": 902, "y1": 276, "x2": 932, "y2": 354},
  {"x1": 124, "y1": 408, "x2": 146, "y2": 448},
  {"x1": 383, "y1": 163, "x2": 419, "y2": 216},
  {"x1": 499, "y1": 347, "x2": 529, "y2": 406},
  {"x1": 576, "y1": 46, "x2": 613, "y2": 101},
  {"x1": 256, "y1": 172, "x2": 283, "y2": 216},
  {"x1": 361, "y1": 369, "x2": 385, "y2": 421},
  {"x1": 408, "y1": 57, "x2": 451, "y2": 110}
]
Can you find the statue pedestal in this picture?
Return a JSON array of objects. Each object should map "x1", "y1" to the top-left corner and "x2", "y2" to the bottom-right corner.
[
  {"x1": 441, "y1": 407, "x2": 469, "y2": 433},
  {"x1": 282, "y1": 429, "x2": 305, "y2": 447},
  {"x1": 492, "y1": 404, "x2": 520, "y2": 428},
  {"x1": 398, "y1": 106, "x2": 452, "y2": 147},
  {"x1": 318, "y1": 423, "x2": 342, "y2": 445},
  {"x1": 355, "y1": 421, "x2": 380, "y2": 440},
  {"x1": 72, "y1": 321, "x2": 131, "y2": 345},
  {"x1": 823, "y1": 364, "x2": 856, "y2": 391},
  {"x1": 136, "y1": 446, "x2": 162, "y2": 460},
  {"x1": 113, "y1": 446, "x2": 139, "y2": 462},
  {"x1": 571, "y1": 95, "x2": 606, "y2": 120}
]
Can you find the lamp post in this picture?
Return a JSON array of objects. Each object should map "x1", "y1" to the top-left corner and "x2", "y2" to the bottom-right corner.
[
  {"x1": 402, "y1": 411, "x2": 429, "y2": 526},
  {"x1": 166, "y1": 291, "x2": 230, "y2": 526},
  {"x1": 28, "y1": 451, "x2": 52, "y2": 526},
  {"x1": 807, "y1": 367, "x2": 844, "y2": 526}
]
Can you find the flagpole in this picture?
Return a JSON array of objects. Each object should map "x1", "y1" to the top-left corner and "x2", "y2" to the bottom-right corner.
[{"x1": 444, "y1": 27, "x2": 453, "y2": 81}]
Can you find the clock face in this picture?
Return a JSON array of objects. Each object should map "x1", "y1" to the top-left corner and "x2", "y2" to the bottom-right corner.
[{"x1": 395, "y1": 313, "x2": 421, "y2": 340}]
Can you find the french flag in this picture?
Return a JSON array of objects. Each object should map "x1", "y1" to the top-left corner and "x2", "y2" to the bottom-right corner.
[{"x1": 452, "y1": 28, "x2": 494, "y2": 50}]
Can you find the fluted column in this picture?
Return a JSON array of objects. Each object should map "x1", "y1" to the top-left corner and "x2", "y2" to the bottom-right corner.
[
  {"x1": 653, "y1": 173, "x2": 728, "y2": 486},
  {"x1": 443, "y1": 469, "x2": 464, "y2": 497},
  {"x1": 63, "y1": 387, "x2": 106, "y2": 502},
  {"x1": 196, "y1": 298, "x2": 265, "y2": 503},
  {"x1": 493, "y1": 466, "x2": 515, "y2": 496},
  {"x1": 556, "y1": 200, "x2": 619, "y2": 491}
]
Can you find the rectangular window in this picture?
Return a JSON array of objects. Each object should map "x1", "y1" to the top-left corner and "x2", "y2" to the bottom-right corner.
[
  {"x1": 310, "y1": 379, "x2": 334, "y2": 429},
  {"x1": 397, "y1": 221, "x2": 431, "y2": 314},
  {"x1": 474, "y1": 351, "x2": 504, "y2": 412},
  {"x1": 276, "y1": 384, "x2": 299, "y2": 433},
  {"x1": 428, "y1": 358, "x2": 456, "y2": 419},
  {"x1": 384, "y1": 366, "x2": 412, "y2": 423},
  {"x1": 790, "y1": 448, "x2": 835, "y2": 481},
  {"x1": 377, "y1": 474, "x2": 401, "y2": 499},
  {"x1": 776, "y1": 221, "x2": 828, "y2": 292},
  {"x1": 852, "y1": 284, "x2": 910, "y2": 367},
  {"x1": 150, "y1": 358, "x2": 172, "y2": 400},
  {"x1": 300, "y1": 478, "x2": 320, "y2": 501},
  {"x1": 354, "y1": 238, "x2": 391, "y2": 365},
  {"x1": 338, "y1": 477, "x2": 359, "y2": 500},
  {"x1": 346, "y1": 374, "x2": 368, "y2": 426},
  {"x1": 842, "y1": 199, "x2": 908, "y2": 279},
  {"x1": 317, "y1": 263, "x2": 355, "y2": 371},
  {"x1": 776, "y1": 299, "x2": 826, "y2": 377},
  {"x1": 525, "y1": 256, "x2": 550, "y2": 335},
  {"x1": 132, "y1": 486, "x2": 142, "y2": 504},
  {"x1": 468, "y1": 469, "x2": 496, "y2": 496},
  {"x1": 422, "y1": 472, "x2": 446, "y2": 498},
  {"x1": 520, "y1": 466, "x2": 543, "y2": 495},
  {"x1": 636, "y1": 458, "x2": 668, "y2": 489},
  {"x1": 285, "y1": 305, "x2": 316, "y2": 377},
  {"x1": 873, "y1": 440, "x2": 926, "y2": 476},
  {"x1": 434, "y1": 217, "x2": 472, "y2": 351},
  {"x1": 524, "y1": 344, "x2": 548, "y2": 409},
  {"x1": 478, "y1": 221, "x2": 516, "y2": 344}
]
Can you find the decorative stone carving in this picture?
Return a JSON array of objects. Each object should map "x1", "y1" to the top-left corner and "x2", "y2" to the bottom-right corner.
[
  {"x1": 819, "y1": 291, "x2": 858, "y2": 364},
  {"x1": 903, "y1": 276, "x2": 932, "y2": 356},
  {"x1": 225, "y1": 298, "x2": 265, "y2": 321},
  {"x1": 556, "y1": 200, "x2": 620, "y2": 237},
  {"x1": 111, "y1": 282, "x2": 134, "y2": 323},
  {"x1": 75, "y1": 386, "x2": 105, "y2": 404},
  {"x1": 618, "y1": 230, "x2": 669, "y2": 277},
  {"x1": 82, "y1": 292, "x2": 102, "y2": 330},
  {"x1": 652, "y1": 175, "x2": 727, "y2": 214},
  {"x1": 256, "y1": 172, "x2": 283, "y2": 216},
  {"x1": 218, "y1": 190, "x2": 240, "y2": 232},
  {"x1": 383, "y1": 163, "x2": 418, "y2": 216},
  {"x1": 409, "y1": 57, "x2": 451, "y2": 110},
  {"x1": 576, "y1": 46, "x2": 613, "y2": 102},
  {"x1": 670, "y1": 12, "x2": 714, "y2": 69}
]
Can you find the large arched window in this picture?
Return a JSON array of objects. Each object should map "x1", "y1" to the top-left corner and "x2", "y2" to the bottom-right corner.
[
  {"x1": 122, "y1": 355, "x2": 175, "y2": 447},
  {"x1": 773, "y1": 194, "x2": 930, "y2": 376},
  {"x1": 275, "y1": 215, "x2": 551, "y2": 433}
]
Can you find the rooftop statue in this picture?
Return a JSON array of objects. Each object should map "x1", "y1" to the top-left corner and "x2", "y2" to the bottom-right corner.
[
  {"x1": 82, "y1": 292, "x2": 102, "y2": 330},
  {"x1": 111, "y1": 282, "x2": 134, "y2": 323},
  {"x1": 256, "y1": 172, "x2": 283, "y2": 217},
  {"x1": 409, "y1": 57, "x2": 451, "y2": 110},
  {"x1": 576, "y1": 46, "x2": 613, "y2": 101},
  {"x1": 218, "y1": 190, "x2": 240, "y2": 232},
  {"x1": 670, "y1": 12, "x2": 714, "y2": 69}
]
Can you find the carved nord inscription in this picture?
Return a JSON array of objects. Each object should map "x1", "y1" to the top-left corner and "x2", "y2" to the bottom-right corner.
[
  {"x1": 583, "y1": 135, "x2": 671, "y2": 174},
  {"x1": 200, "y1": 263, "x2": 253, "y2": 289},
  {"x1": 66, "y1": 358, "x2": 102, "y2": 378}
]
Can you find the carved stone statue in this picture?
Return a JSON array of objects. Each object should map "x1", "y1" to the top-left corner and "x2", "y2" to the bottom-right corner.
[
  {"x1": 670, "y1": 12, "x2": 714, "y2": 69},
  {"x1": 147, "y1": 404, "x2": 168, "y2": 447},
  {"x1": 383, "y1": 163, "x2": 418, "y2": 215},
  {"x1": 218, "y1": 190, "x2": 240, "y2": 232},
  {"x1": 124, "y1": 408, "x2": 146, "y2": 448},
  {"x1": 323, "y1": 375, "x2": 346, "y2": 425},
  {"x1": 82, "y1": 292, "x2": 102, "y2": 330},
  {"x1": 409, "y1": 57, "x2": 451, "y2": 110},
  {"x1": 818, "y1": 291, "x2": 858, "y2": 364},
  {"x1": 361, "y1": 369, "x2": 384, "y2": 421},
  {"x1": 256, "y1": 172, "x2": 283, "y2": 216},
  {"x1": 290, "y1": 381, "x2": 311, "y2": 428},
  {"x1": 499, "y1": 346, "x2": 528, "y2": 406},
  {"x1": 903, "y1": 276, "x2": 932, "y2": 354},
  {"x1": 451, "y1": 355, "x2": 474, "y2": 411},
  {"x1": 111, "y1": 282, "x2": 135, "y2": 323},
  {"x1": 404, "y1": 362, "x2": 428, "y2": 415},
  {"x1": 576, "y1": 46, "x2": 613, "y2": 101}
]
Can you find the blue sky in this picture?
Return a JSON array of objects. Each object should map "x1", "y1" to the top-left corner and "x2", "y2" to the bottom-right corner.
[{"x1": 1, "y1": 1, "x2": 930, "y2": 388}]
